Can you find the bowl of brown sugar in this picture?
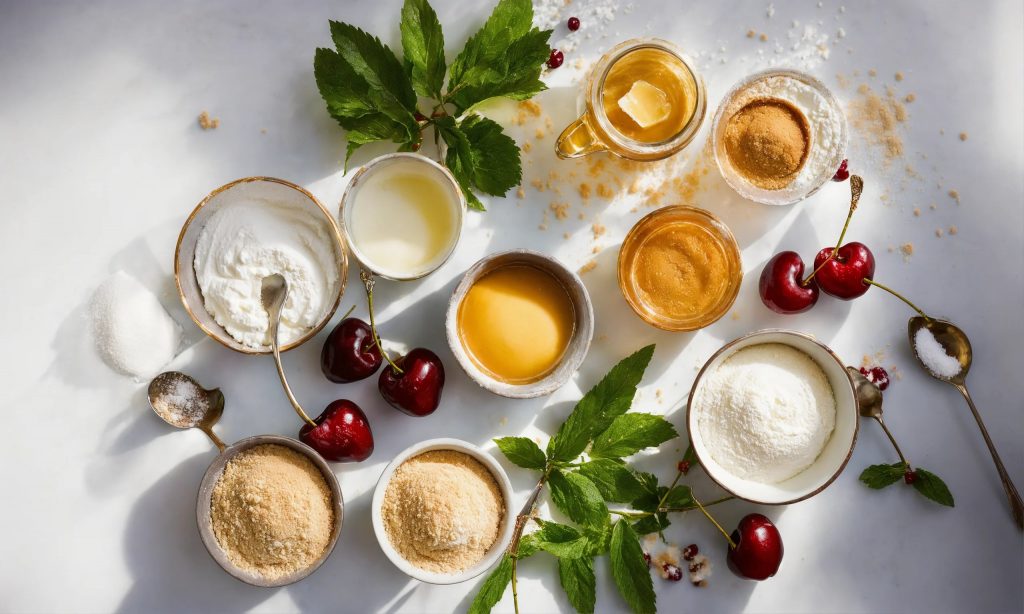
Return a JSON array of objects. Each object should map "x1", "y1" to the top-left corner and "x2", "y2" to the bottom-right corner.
[
  {"x1": 371, "y1": 438, "x2": 514, "y2": 584},
  {"x1": 197, "y1": 435, "x2": 343, "y2": 587}
]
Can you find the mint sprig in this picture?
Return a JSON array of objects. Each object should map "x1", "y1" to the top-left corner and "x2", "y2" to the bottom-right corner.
[
  {"x1": 859, "y1": 462, "x2": 954, "y2": 507},
  {"x1": 314, "y1": 0, "x2": 551, "y2": 209}
]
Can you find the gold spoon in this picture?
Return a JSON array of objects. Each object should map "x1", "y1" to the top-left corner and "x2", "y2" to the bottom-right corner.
[
  {"x1": 147, "y1": 371, "x2": 226, "y2": 452},
  {"x1": 908, "y1": 316, "x2": 1023, "y2": 530},
  {"x1": 847, "y1": 367, "x2": 911, "y2": 466},
  {"x1": 260, "y1": 274, "x2": 317, "y2": 427}
]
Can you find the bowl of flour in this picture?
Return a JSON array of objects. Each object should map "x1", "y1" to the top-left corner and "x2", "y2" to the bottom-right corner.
[
  {"x1": 176, "y1": 177, "x2": 348, "y2": 353},
  {"x1": 687, "y1": 330, "x2": 858, "y2": 504}
]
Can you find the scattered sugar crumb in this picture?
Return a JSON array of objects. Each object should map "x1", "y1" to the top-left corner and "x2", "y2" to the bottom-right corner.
[
  {"x1": 592, "y1": 222, "x2": 606, "y2": 238},
  {"x1": 900, "y1": 242, "x2": 914, "y2": 257},
  {"x1": 550, "y1": 202, "x2": 570, "y2": 220},
  {"x1": 731, "y1": 311, "x2": 740, "y2": 321},
  {"x1": 958, "y1": 132, "x2": 968, "y2": 141},
  {"x1": 949, "y1": 225, "x2": 958, "y2": 235},
  {"x1": 935, "y1": 228, "x2": 944, "y2": 238},
  {"x1": 868, "y1": 68, "x2": 877, "y2": 77},
  {"x1": 197, "y1": 111, "x2": 220, "y2": 130},
  {"x1": 905, "y1": 93, "x2": 916, "y2": 103},
  {"x1": 894, "y1": 71, "x2": 904, "y2": 82},
  {"x1": 759, "y1": 33, "x2": 769, "y2": 42},
  {"x1": 948, "y1": 189, "x2": 960, "y2": 204},
  {"x1": 522, "y1": 141, "x2": 533, "y2": 153},
  {"x1": 913, "y1": 207, "x2": 921, "y2": 217},
  {"x1": 747, "y1": 29, "x2": 756, "y2": 38},
  {"x1": 579, "y1": 183, "x2": 592, "y2": 199},
  {"x1": 579, "y1": 260, "x2": 597, "y2": 274},
  {"x1": 516, "y1": 187, "x2": 525, "y2": 199}
]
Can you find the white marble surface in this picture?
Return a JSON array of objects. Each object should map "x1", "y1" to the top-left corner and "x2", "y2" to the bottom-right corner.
[{"x1": 1, "y1": 0, "x2": 1022, "y2": 612}]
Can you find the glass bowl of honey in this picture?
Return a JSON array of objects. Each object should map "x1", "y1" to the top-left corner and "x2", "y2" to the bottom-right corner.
[
  {"x1": 617, "y1": 206, "x2": 742, "y2": 331},
  {"x1": 446, "y1": 251, "x2": 594, "y2": 398},
  {"x1": 556, "y1": 38, "x2": 706, "y2": 162}
]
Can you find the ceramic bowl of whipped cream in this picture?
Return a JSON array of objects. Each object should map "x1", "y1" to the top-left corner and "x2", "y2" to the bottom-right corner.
[
  {"x1": 686, "y1": 330, "x2": 858, "y2": 504},
  {"x1": 339, "y1": 153, "x2": 465, "y2": 281},
  {"x1": 176, "y1": 176, "x2": 348, "y2": 354}
]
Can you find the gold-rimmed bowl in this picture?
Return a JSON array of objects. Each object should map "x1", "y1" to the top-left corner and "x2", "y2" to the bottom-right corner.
[
  {"x1": 196, "y1": 435, "x2": 344, "y2": 587},
  {"x1": 686, "y1": 330, "x2": 859, "y2": 505},
  {"x1": 175, "y1": 176, "x2": 348, "y2": 354}
]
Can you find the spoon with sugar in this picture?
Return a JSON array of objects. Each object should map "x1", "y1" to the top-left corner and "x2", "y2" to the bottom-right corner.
[
  {"x1": 147, "y1": 371, "x2": 226, "y2": 452},
  {"x1": 908, "y1": 316, "x2": 1023, "y2": 530}
]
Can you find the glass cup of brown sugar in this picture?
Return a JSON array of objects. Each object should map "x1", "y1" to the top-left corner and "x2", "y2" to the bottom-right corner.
[{"x1": 555, "y1": 38, "x2": 707, "y2": 162}]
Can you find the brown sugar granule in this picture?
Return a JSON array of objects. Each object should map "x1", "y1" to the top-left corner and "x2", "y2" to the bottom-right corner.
[
  {"x1": 522, "y1": 141, "x2": 533, "y2": 153},
  {"x1": 516, "y1": 187, "x2": 525, "y2": 199},
  {"x1": 579, "y1": 183, "x2": 592, "y2": 199},
  {"x1": 935, "y1": 228, "x2": 944, "y2": 238},
  {"x1": 900, "y1": 243, "x2": 914, "y2": 257},
  {"x1": 949, "y1": 225, "x2": 958, "y2": 235},
  {"x1": 847, "y1": 84, "x2": 906, "y2": 163},
  {"x1": 958, "y1": 132, "x2": 968, "y2": 141},
  {"x1": 597, "y1": 183, "x2": 615, "y2": 198},
  {"x1": 210, "y1": 444, "x2": 334, "y2": 581},
  {"x1": 894, "y1": 71, "x2": 904, "y2": 82},
  {"x1": 759, "y1": 33, "x2": 769, "y2": 42},
  {"x1": 550, "y1": 202, "x2": 570, "y2": 220},
  {"x1": 381, "y1": 450, "x2": 503, "y2": 574},
  {"x1": 948, "y1": 189, "x2": 960, "y2": 204},
  {"x1": 534, "y1": 128, "x2": 546, "y2": 140},
  {"x1": 913, "y1": 207, "x2": 921, "y2": 217},
  {"x1": 905, "y1": 93, "x2": 916, "y2": 103},
  {"x1": 868, "y1": 68, "x2": 877, "y2": 77},
  {"x1": 198, "y1": 111, "x2": 220, "y2": 130},
  {"x1": 747, "y1": 29, "x2": 756, "y2": 38},
  {"x1": 579, "y1": 260, "x2": 597, "y2": 274},
  {"x1": 723, "y1": 98, "x2": 811, "y2": 190}
]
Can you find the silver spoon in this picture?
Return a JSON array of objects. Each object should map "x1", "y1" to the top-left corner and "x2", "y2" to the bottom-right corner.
[
  {"x1": 147, "y1": 371, "x2": 226, "y2": 452},
  {"x1": 848, "y1": 367, "x2": 911, "y2": 466},
  {"x1": 908, "y1": 316, "x2": 1023, "y2": 530},
  {"x1": 260, "y1": 275, "x2": 317, "y2": 428}
]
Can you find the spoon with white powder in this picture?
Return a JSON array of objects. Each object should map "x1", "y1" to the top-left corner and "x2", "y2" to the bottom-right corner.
[
  {"x1": 908, "y1": 316, "x2": 1023, "y2": 530},
  {"x1": 148, "y1": 371, "x2": 227, "y2": 452}
]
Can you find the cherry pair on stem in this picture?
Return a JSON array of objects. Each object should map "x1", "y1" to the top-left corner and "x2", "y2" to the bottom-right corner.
[
  {"x1": 760, "y1": 171, "x2": 929, "y2": 319},
  {"x1": 297, "y1": 272, "x2": 446, "y2": 463}
]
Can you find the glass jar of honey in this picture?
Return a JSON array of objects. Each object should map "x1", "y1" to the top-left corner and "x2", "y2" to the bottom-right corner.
[
  {"x1": 556, "y1": 39, "x2": 706, "y2": 161},
  {"x1": 617, "y1": 206, "x2": 742, "y2": 331}
]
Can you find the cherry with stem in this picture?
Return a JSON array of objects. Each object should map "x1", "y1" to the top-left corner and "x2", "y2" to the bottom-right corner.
[{"x1": 802, "y1": 175, "x2": 863, "y2": 287}]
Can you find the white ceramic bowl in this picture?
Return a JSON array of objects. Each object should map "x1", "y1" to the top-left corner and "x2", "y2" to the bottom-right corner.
[
  {"x1": 686, "y1": 330, "x2": 859, "y2": 505},
  {"x1": 446, "y1": 250, "x2": 595, "y2": 398},
  {"x1": 338, "y1": 152, "x2": 466, "y2": 281},
  {"x1": 371, "y1": 438, "x2": 515, "y2": 585},
  {"x1": 175, "y1": 176, "x2": 348, "y2": 354}
]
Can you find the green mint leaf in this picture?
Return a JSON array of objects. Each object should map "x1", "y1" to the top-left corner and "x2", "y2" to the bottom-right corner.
[
  {"x1": 558, "y1": 557, "x2": 597, "y2": 614},
  {"x1": 446, "y1": 0, "x2": 552, "y2": 113},
  {"x1": 328, "y1": 21, "x2": 418, "y2": 135},
  {"x1": 662, "y1": 485, "x2": 694, "y2": 508},
  {"x1": 547, "y1": 345, "x2": 656, "y2": 462},
  {"x1": 913, "y1": 468, "x2": 955, "y2": 507},
  {"x1": 578, "y1": 459, "x2": 646, "y2": 503},
  {"x1": 609, "y1": 519, "x2": 657, "y2": 614},
  {"x1": 859, "y1": 463, "x2": 907, "y2": 489},
  {"x1": 437, "y1": 116, "x2": 486, "y2": 210},
  {"x1": 530, "y1": 520, "x2": 590, "y2": 558},
  {"x1": 515, "y1": 532, "x2": 541, "y2": 559},
  {"x1": 631, "y1": 513, "x2": 670, "y2": 536},
  {"x1": 682, "y1": 443, "x2": 698, "y2": 468},
  {"x1": 458, "y1": 115, "x2": 521, "y2": 196},
  {"x1": 548, "y1": 470, "x2": 609, "y2": 528},
  {"x1": 468, "y1": 554, "x2": 514, "y2": 614},
  {"x1": 582, "y1": 524, "x2": 612, "y2": 556},
  {"x1": 400, "y1": 0, "x2": 446, "y2": 99},
  {"x1": 314, "y1": 48, "x2": 415, "y2": 166},
  {"x1": 493, "y1": 436, "x2": 546, "y2": 470},
  {"x1": 590, "y1": 413, "x2": 678, "y2": 459}
]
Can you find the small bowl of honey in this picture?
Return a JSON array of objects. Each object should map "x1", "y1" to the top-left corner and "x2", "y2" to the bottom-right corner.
[
  {"x1": 446, "y1": 250, "x2": 594, "y2": 398},
  {"x1": 617, "y1": 206, "x2": 742, "y2": 331}
]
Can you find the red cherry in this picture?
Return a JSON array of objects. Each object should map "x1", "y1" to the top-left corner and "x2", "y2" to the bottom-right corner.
[
  {"x1": 759, "y1": 251, "x2": 819, "y2": 314},
  {"x1": 813, "y1": 242, "x2": 875, "y2": 299},
  {"x1": 859, "y1": 366, "x2": 890, "y2": 391},
  {"x1": 904, "y1": 469, "x2": 918, "y2": 485},
  {"x1": 677, "y1": 460, "x2": 691, "y2": 475},
  {"x1": 663, "y1": 563, "x2": 683, "y2": 582},
  {"x1": 682, "y1": 544, "x2": 699, "y2": 561},
  {"x1": 726, "y1": 513, "x2": 784, "y2": 581},
  {"x1": 321, "y1": 318, "x2": 382, "y2": 383},
  {"x1": 833, "y1": 159, "x2": 850, "y2": 181},
  {"x1": 567, "y1": 16, "x2": 581, "y2": 31},
  {"x1": 378, "y1": 348, "x2": 445, "y2": 416},
  {"x1": 299, "y1": 400, "x2": 374, "y2": 462},
  {"x1": 547, "y1": 49, "x2": 564, "y2": 69}
]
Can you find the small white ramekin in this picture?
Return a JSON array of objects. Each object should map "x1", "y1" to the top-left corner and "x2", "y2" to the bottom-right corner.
[{"x1": 371, "y1": 438, "x2": 515, "y2": 584}]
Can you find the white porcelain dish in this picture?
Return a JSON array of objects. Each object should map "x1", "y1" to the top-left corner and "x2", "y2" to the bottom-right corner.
[
  {"x1": 686, "y1": 329, "x2": 859, "y2": 505},
  {"x1": 370, "y1": 438, "x2": 515, "y2": 585}
]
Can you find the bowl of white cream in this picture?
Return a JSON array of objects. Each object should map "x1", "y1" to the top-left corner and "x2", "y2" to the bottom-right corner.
[
  {"x1": 339, "y1": 153, "x2": 465, "y2": 281},
  {"x1": 175, "y1": 176, "x2": 348, "y2": 354},
  {"x1": 687, "y1": 330, "x2": 858, "y2": 504}
]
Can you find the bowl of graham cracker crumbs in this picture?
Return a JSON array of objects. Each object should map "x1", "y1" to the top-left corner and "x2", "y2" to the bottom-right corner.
[
  {"x1": 197, "y1": 435, "x2": 344, "y2": 587},
  {"x1": 371, "y1": 438, "x2": 514, "y2": 584}
]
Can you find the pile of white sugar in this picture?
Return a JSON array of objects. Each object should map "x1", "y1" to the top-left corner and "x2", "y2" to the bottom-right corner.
[
  {"x1": 694, "y1": 343, "x2": 836, "y2": 484},
  {"x1": 193, "y1": 197, "x2": 339, "y2": 349},
  {"x1": 91, "y1": 271, "x2": 182, "y2": 379},
  {"x1": 913, "y1": 327, "x2": 961, "y2": 378}
]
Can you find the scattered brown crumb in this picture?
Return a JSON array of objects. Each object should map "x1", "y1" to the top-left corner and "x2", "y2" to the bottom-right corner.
[
  {"x1": 579, "y1": 261, "x2": 597, "y2": 274},
  {"x1": 935, "y1": 228, "x2": 944, "y2": 238},
  {"x1": 746, "y1": 29, "x2": 756, "y2": 38},
  {"x1": 197, "y1": 111, "x2": 220, "y2": 130},
  {"x1": 913, "y1": 207, "x2": 921, "y2": 217},
  {"x1": 591, "y1": 246, "x2": 600, "y2": 254},
  {"x1": 929, "y1": 203, "x2": 937, "y2": 210},
  {"x1": 949, "y1": 225, "x2": 958, "y2": 235},
  {"x1": 596, "y1": 183, "x2": 614, "y2": 198},
  {"x1": 563, "y1": 232, "x2": 570, "y2": 239},
  {"x1": 759, "y1": 33, "x2": 768, "y2": 42},
  {"x1": 948, "y1": 189, "x2": 960, "y2": 204},
  {"x1": 868, "y1": 68, "x2": 877, "y2": 77},
  {"x1": 731, "y1": 312, "x2": 740, "y2": 321},
  {"x1": 904, "y1": 93, "x2": 916, "y2": 103},
  {"x1": 592, "y1": 222, "x2": 606, "y2": 238},
  {"x1": 900, "y1": 243, "x2": 914, "y2": 257},
  {"x1": 578, "y1": 183, "x2": 592, "y2": 199},
  {"x1": 894, "y1": 71, "x2": 904, "y2": 82},
  {"x1": 958, "y1": 132, "x2": 968, "y2": 141},
  {"x1": 530, "y1": 179, "x2": 545, "y2": 192},
  {"x1": 534, "y1": 128, "x2": 546, "y2": 140},
  {"x1": 847, "y1": 83, "x2": 906, "y2": 163},
  {"x1": 577, "y1": 212, "x2": 585, "y2": 220},
  {"x1": 550, "y1": 202, "x2": 570, "y2": 220},
  {"x1": 260, "y1": 128, "x2": 267, "y2": 134},
  {"x1": 516, "y1": 187, "x2": 525, "y2": 199},
  {"x1": 522, "y1": 141, "x2": 532, "y2": 153}
]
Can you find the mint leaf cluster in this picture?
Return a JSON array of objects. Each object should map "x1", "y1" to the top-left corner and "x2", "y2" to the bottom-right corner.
[
  {"x1": 859, "y1": 462, "x2": 954, "y2": 507},
  {"x1": 314, "y1": 0, "x2": 552, "y2": 210},
  {"x1": 472, "y1": 345, "x2": 692, "y2": 614}
]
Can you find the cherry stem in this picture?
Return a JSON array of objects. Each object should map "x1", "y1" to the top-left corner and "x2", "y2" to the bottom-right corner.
[
  {"x1": 660, "y1": 496, "x2": 735, "y2": 513},
  {"x1": 802, "y1": 175, "x2": 864, "y2": 287},
  {"x1": 862, "y1": 279, "x2": 930, "y2": 320},
  {"x1": 874, "y1": 416, "x2": 910, "y2": 467},
  {"x1": 339, "y1": 304, "x2": 356, "y2": 321},
  {"x1": 693, "y1": 495, "x2": 737, "y2": 549},
  {"x1": 360, "y1": 269, "x2": 404, "y2": 375}
]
